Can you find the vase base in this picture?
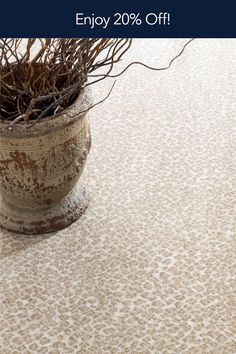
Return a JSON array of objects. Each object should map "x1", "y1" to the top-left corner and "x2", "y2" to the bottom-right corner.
[{"x1": 0, "y1": 182, "x2": 89, "y2": 235}]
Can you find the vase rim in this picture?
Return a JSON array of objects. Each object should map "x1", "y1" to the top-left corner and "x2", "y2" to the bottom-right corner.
[{"x1": 0, "y1": 87, "x2": 92, "y2": 139}]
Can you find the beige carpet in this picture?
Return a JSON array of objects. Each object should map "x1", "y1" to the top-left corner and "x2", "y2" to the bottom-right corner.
[{"x1": 0, "y1": 39, "x2": 235, "y2": 354}]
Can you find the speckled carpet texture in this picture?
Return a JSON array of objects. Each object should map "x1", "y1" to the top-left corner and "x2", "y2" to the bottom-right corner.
[{"x1": 0, "y1": 39, "x2": 236, "y2": 353}]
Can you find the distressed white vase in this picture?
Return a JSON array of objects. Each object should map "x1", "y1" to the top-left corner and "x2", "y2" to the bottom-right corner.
[{"x1": 0, "y1": 88, "x2": 91, "y2": 234}]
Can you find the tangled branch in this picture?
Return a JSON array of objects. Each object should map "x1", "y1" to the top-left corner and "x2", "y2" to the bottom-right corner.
[
  {"x1": 0, "y1": 38, "x2": 194, "y2": 128},
  {"x1": 0, "y1": 38, "x2": 131, "y2": 126}
]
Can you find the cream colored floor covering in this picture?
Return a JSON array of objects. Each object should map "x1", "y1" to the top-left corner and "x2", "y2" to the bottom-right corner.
[{"x1": 0, "y1": 39, "x2": 235, "y2": 353}]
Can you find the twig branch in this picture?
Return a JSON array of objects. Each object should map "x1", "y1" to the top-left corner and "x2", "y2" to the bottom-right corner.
[{"x1": 0, "y1": 38, "x2": 194, "y2": 128}]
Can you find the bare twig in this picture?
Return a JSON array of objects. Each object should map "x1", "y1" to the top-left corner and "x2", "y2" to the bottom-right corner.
[
  {"x1": 0, "y1": 38, "x2": 194, "y2": 128},
  {"x1": 0, "y1": 38, "x2": 131, "y2": 126}
]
